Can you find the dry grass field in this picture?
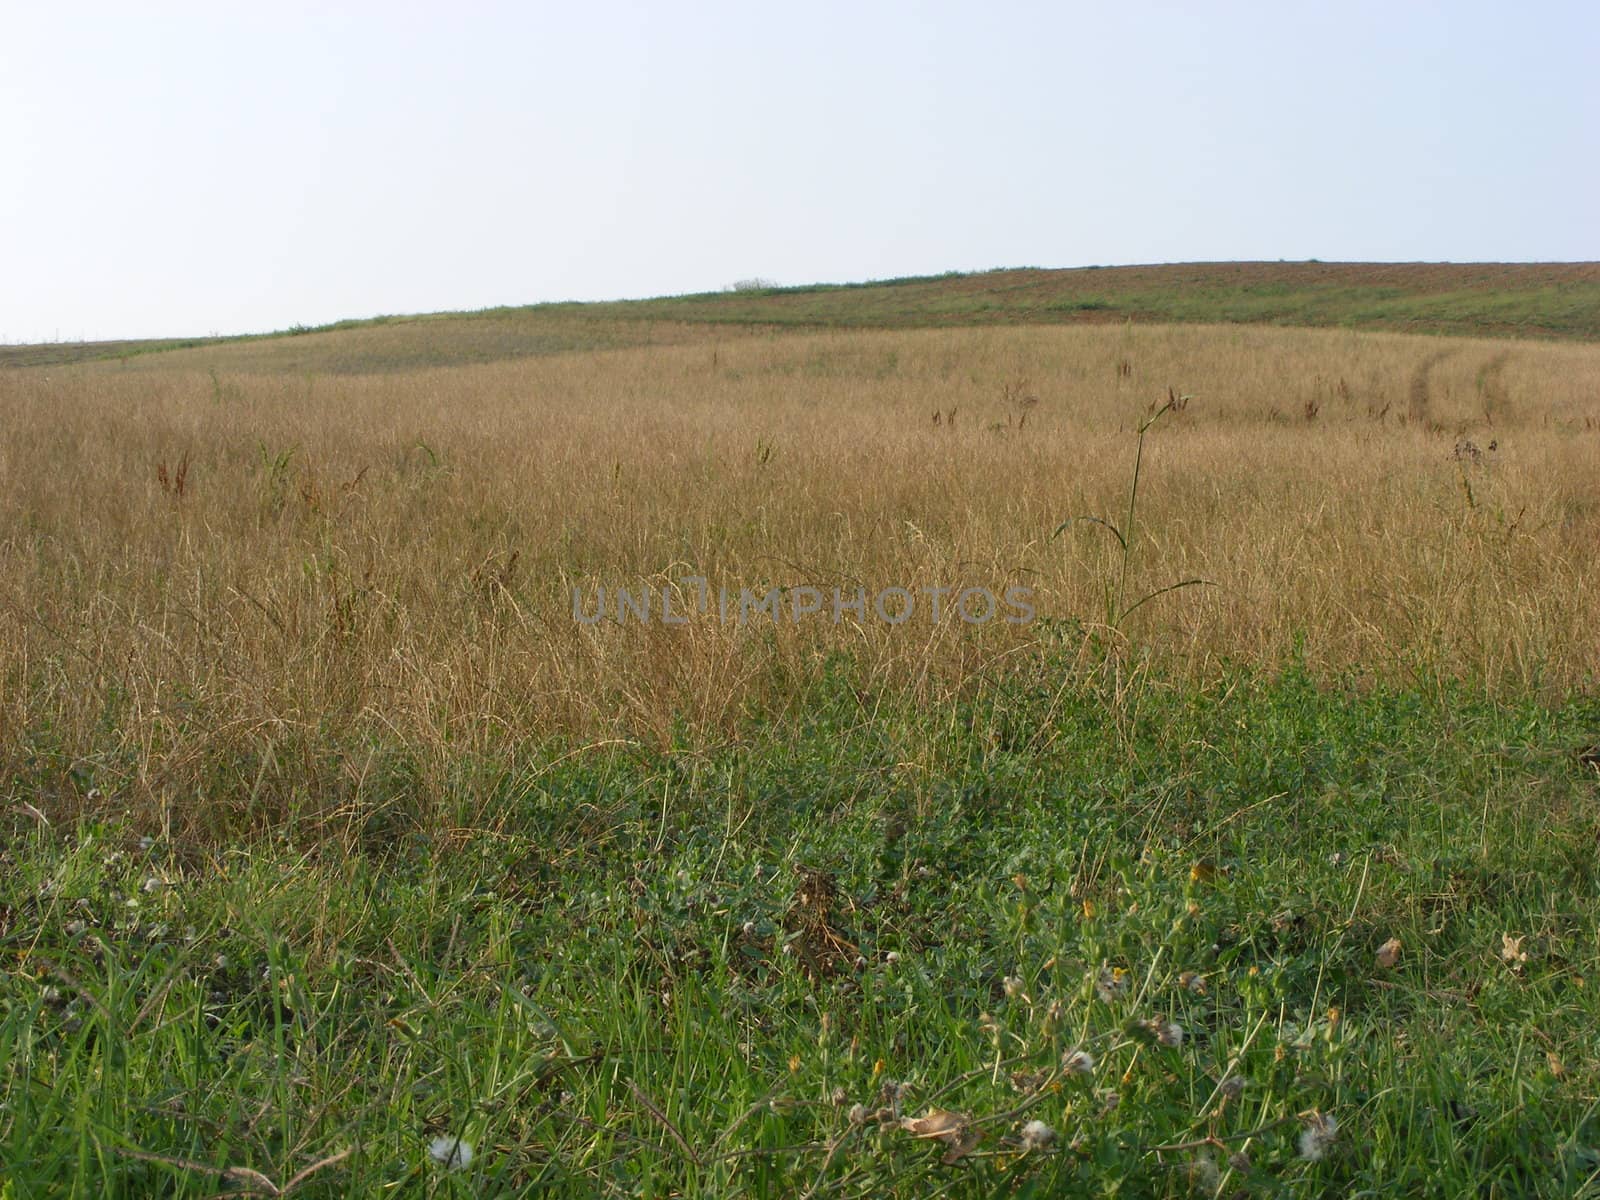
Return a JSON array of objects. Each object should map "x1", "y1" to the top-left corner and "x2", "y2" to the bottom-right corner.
[
  {"x1": 11, "y1": 279, "x2": 1600, "y2": 1197},
  {"x1": 4, "y1": 318, "x2": 1599, "y2": 836}
]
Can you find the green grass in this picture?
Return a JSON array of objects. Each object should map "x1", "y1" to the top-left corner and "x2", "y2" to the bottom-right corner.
[
  {"x1": 7, "y1": 262, "x2": 1598, "y2": 373},
  {"x1": 0, "y1": 337, "x2": 231, "y2": 369},
  {"x1": 545, "y1": 262, "x2": 1600, "y2": 342},
  {"x1": 7, "y1": 661, "x2": 1600, "y2": 1196}
]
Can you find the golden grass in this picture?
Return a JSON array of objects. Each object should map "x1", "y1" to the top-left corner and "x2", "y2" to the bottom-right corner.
[
  {"x1": 4, "y1": 321, "x2": 1599, "y2": 831},
  {"x1": 105, "y1": 315, "x2": 753, "y2": 375}
]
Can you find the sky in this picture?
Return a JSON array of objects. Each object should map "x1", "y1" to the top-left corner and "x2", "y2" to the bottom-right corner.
[{"x1": 2, "y1": 1, "x2": 1597, "y2": 344}]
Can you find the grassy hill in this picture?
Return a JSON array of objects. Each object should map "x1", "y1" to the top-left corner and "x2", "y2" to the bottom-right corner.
[
  {"x1": 6, "y1": 261, "x2": 1598, "y2": 373},
  {"x1": 596, "y1": 260, "x2": 1600, "y2": 338}
]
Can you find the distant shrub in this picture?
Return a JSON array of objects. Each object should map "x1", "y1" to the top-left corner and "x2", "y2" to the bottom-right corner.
[{"x1": 727, "y1": 277, "x2": 778, "y2": 293}]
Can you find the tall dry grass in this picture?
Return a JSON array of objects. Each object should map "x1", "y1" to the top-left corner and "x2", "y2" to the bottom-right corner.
[{"x1": 3, "y1": 321, "x2": 1599, "y2": 833}]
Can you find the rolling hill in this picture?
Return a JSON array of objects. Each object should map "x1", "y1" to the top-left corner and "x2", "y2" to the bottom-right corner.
[{"x1": 5, "y1": 260, "x2": 1598, "y2": 373}]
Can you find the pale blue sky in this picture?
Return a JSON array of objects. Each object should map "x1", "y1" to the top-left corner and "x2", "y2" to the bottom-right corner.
[{"x1": 3, "y1": 1, "x2": 1596, "y2": 343}]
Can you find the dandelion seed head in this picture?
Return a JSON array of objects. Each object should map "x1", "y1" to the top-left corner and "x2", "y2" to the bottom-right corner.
[
  {"x1": 428, "y1": 1134, "x2": 473, "y2": 1171},
  {"x1": 1144, "y1": 1017, "x2": 1184, "y2": 1047},
  {"x1": 1019, "y1": 1119, "x2": 1056, "y2": 1151},
  {"x1": 1042, "y1": 997, "x2": 1067, "y2": 1032},
  {"x1": 1062, "y1": 1048, "x2": 1096, "y2": 1076},
  {"x1": 1187, "y1": 1155, "x2": 1220, "y2": 1191},
  {"x1": 1095, "y1": 967, "x2": 1130, "y2": 1003},
  {"x1": 1298, "y1": 1111, "x2": 1338, "y2": 1161}
]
